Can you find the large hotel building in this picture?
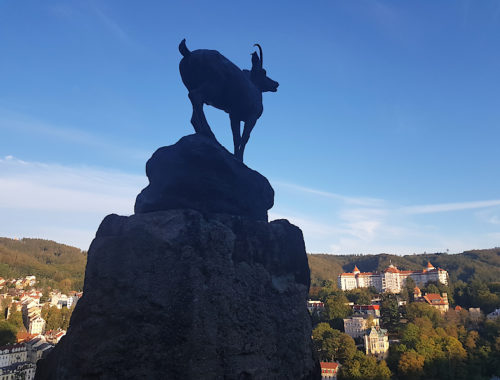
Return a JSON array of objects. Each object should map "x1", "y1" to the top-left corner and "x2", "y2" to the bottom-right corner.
[{"x1": 338, "y1": 262, "x2": 448, "y2": 293}]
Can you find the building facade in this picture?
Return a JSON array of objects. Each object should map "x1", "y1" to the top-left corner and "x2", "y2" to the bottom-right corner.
[
  {"x1": 353, "y1": 305, "x2": 380, "y2": 317},
  {"x1": 320, "y1": 362, "x2": 338, "y2": 379},
  {"x1": 343, "y1": 316, "x2": 379, "y2": 339},
  {"x1": 338, "y1": 262, "x2": 448, "y2": 293},
  {"x1": 364, "y1": 327, "x2": 389, "y2": 359}
]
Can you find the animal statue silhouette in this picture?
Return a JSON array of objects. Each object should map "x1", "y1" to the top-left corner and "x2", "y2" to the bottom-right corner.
[{"x1": 179, "y1": 39, "x2": 279, "y2": 162}]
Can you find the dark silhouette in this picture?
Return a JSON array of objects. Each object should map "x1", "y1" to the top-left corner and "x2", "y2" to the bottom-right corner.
[{"x1": 179, "y1": 39, "x2": 279, "y2": 162}]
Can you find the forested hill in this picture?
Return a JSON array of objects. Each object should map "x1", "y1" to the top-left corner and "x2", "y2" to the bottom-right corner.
[
  {"x1": 0, "y1": 237, "x2": 87, "y2": 291},
  {"x1": 308, "y1": 248, "x2": 500, "y2": 286}
]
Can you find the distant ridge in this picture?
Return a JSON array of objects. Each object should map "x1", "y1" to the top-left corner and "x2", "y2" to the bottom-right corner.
[
  {"x1": 308, "y1": 248, "x2": 500, "y2": 286},
  {"x1": 2, "y1": 236, "x2": 499, "y2": 290},
  {"x1": 0, "y1": 237, "x2": 87, "y2": 291}
]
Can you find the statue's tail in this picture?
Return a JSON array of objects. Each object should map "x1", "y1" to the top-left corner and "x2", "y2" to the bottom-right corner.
[{"x1": 179, "y1": 39, "x2": 190, "y2": 57}]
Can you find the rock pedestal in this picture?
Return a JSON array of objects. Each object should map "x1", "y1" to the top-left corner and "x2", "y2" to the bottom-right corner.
[
  {"x1": 35, "y1": 134, "x2": 320, "y2": 379},
  {"x1": 135, "y1": 134, "x2": 274, "y2": 222}
]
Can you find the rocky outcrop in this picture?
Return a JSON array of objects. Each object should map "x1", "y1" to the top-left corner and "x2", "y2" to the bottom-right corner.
[
  {"x1": 36, "y1": 210, "x2": 319, "y2": 379},
  {"x1": 134, "y1": 134, "x2": 274, "y2": 222},
  {"x1": 36, "y1": 134, "x2": 319, "y2": 379}
]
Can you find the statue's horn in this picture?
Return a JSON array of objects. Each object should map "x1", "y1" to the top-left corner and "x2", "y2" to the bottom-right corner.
[{"x1": 254, "y1": 43, "x2": 263, "y2": 67}]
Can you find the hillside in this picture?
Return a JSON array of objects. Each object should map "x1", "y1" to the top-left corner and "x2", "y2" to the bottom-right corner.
[
  {"x1": 308, "y1": 248, "x2": 500, "y2": 286},
  {"x1": 0, "y1": 237, "x2": 87, "y2": 291}
]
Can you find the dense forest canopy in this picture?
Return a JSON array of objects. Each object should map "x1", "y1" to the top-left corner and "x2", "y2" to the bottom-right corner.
[{"x1": 0, "y1": 237, "x2": 87, "y2": 291}]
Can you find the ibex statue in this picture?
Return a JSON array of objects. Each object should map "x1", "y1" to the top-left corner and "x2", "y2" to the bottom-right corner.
[{"x1": 179, "y1": 39, "x2": 279, "y2": 162}]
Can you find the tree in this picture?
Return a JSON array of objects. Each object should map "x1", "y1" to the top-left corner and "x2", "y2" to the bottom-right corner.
[
  {"x1": 325, "y1": 293, "x2": 351, "y2": 320},
  {"x1": 7, "y1": 309, "x2": 25, "y2": 331},
  {"x1": 45, "y1": 307, "x2": 63, "y2": 330},
  {"x1": 324, "y1": 292, "x2": 352, "y2": 330},
  {"x1": 401, "y1": 277, "x2": 416, "y2": 303},
  {"x1": 312, "y1": 323, "x2": 356, "y2": 364},
  {"x1": 406, "y1": 302, "x2": 442, "y2": 327},
  {"x1": 375, "y1": 360, "x2": 392, "y2": 380},
  {"x1": 398, "y1": 351, "x2": 425, "y2": 380},
  {"x1": 401, "y1": 323, "x2": 420, "y2": 350},
  {"x1": 339, "y1": 350, "x2": 391, "y2": 380},
  {"x1": 0, "y1": 321, "x2": 17, "y2": 345},
  {"x1": 380, "y1": 293, "x2": 399, "y2": 331}
]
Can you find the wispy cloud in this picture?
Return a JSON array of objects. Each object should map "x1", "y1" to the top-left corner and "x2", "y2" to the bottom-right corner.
[
  {"x1": 0, "y1": 108, "x2": 149, "y2": 160},
  {"x1": 401, "y1": 199, "x2": 500, "y2": 214},
  {"x1": 90, "y1": 4, "x2": 132, "y2": 45},
  {"x1": 273, "y1": 181, "x2": 384, "y2": 207},
  {"x1": 273, "y1": 180, "x2": 500, "y2": 254},
  {"x1": 0, "y1": 156, "x2": 147, "y2": 249},
  {"x1": 0, "y1": 156, "x2": 145, "y2": 215}
]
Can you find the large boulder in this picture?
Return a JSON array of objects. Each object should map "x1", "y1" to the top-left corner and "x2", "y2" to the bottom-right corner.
[
  {"x1": 35, "y1": 209, "x2": 320, "y2": 379},
  {"x1": 134, "y1": 134, "x2": 274, "y2": 222}
]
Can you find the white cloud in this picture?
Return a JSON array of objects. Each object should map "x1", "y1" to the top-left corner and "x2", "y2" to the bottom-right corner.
[
  {"x1": 0, "y1": 156, "x2": 145, "y2": 215},
  {"x1": 273, "y1": 181, "x2": 384, "y2": 207},
  {"x1": 0, "y1": 157, "x2": 146, "y2": 249},
  {"x1": 274, "y1": 181, "x2": 500, "y2": 254},
  {"x1": 400, "y1": 199, "x2": 500, "y2": 214},
  {"x1": 1, "y1": 161, "x2": 498, "y2": 254},
  {"x1": 0, "y1": 109, "x2": 150, "y2": 161}
]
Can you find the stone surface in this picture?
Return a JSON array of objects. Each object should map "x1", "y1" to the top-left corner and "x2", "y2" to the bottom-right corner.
[
  {"x1": 134, "y1": 134, "x2": 274, "y2": 221},
  {"x1": 35, "y1": 210, "x2": 320, "y2": 379}
]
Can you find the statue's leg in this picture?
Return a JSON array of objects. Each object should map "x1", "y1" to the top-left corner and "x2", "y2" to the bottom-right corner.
[
  {"x1": 230, "y1": 115, "x2": 241, "y2": 157},
  {"x1": 238, "y1": 119, "x2": 256, "y2": 162},
  {"x1": 188, "y1": 91, "x2": 215, "y2": 139}
]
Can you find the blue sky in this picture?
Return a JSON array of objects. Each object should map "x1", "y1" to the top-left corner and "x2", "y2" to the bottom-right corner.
[{"x1": 1, "y1": 1, "x2": 499, "y2": 254}]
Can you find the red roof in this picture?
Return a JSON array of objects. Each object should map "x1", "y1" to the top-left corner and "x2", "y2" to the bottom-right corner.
[
  {"x1": 423, "y1": 293, "x2": 447, "y2": 305},
  {"x1": 354, "y1": 305, "x2": 380, "y2": 310},
  {"x1": 320, "y1": 362, "x2": 339, "y2": 370},
  {"x1": 353, "y1": 265, "x2": 360, "y2": 272},
  {"x1": 385, "y1": 267, "x2": 399, "y2": 273},
  {"x1": 427, "y1": 261, "x2": 434, "y2": 268}
]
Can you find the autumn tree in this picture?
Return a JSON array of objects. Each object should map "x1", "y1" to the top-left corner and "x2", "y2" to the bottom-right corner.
[{"x1": 398, "y1": 351, "x2": 425, "y2": 380}]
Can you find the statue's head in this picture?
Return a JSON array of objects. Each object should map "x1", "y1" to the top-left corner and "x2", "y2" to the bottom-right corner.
[{"x1": 250, "y1": 44, "x2": 279, "y2": 93}]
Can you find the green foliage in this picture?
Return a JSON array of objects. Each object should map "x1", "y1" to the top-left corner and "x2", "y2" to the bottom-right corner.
[
  {"x1": 0, "y1": 238, "x2": 87, "y2": 291},
  {"x1": 405, "y1": 302, "x2": 443, "y2": 327},
  {"x1": 338, "y1": 350, "x2": 392, "y2": 380},
  {"x1": 323, "y1": 292, "x2": 352, "y2": 330},
  {"x1": 380, "y1": 293, "x2": 400, "y2": 332},
  {"x1": 345, "y1": 288, "x2": 374, "y2": 305},
  {"x1": 454, "y1": 279, "x2": 500, "y2": 313},
  {"x1": 7, "y1": 310, "x2": 25, "y2": 331},
  {"x1": 312, "y1": 323, "x2": 356, "y2": 363},
  {"x1": 0, "y1": 321, "x2": 17, "y2": 345},
  {"x1": 41, "y1": 305, "x2": 74, "y2": 331}
]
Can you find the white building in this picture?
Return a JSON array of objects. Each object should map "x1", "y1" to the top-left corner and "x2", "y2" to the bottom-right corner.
[
  {"x1": 0, "y1": 362, "x2": 36, "y2": 380},
  {"x1": 338, "y1": 262, "x2": 448, "y2": 293},
  {"x1": 0, "y1": 344, "x2": 28, "y2": 367},
  {"x1": 307, "y1": 300, "x2": 325, "y2": 314},
  {"x1": 28, "y1": 316, "x2": 46, "y2": 335},
  {"x1": 487, "y1": 308, "x2": 500, "y2": 320},
  {"x1": 343, "y1": 316, "x2": 379, "y2": 339},
  {"x1": 364, "y1": 327, "x2": 389, "y2": 359},
  {"x1": 353, "y1": 305, "x2": 380, "y2": 317}
]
